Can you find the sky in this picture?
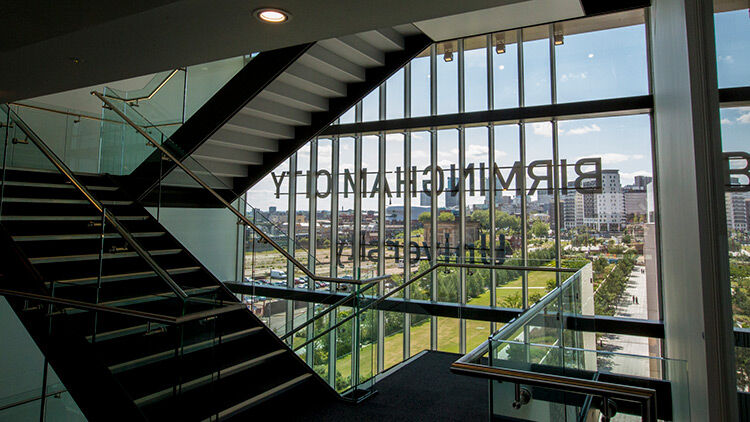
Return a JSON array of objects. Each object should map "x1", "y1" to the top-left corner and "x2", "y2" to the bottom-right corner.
[{"x1": 246, "y1": 10, "x2": 749, "y2": 212}]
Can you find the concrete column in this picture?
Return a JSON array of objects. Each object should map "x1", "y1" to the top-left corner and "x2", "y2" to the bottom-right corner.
[{"x1": 650, "y1": 0, "x2": 737, "y2": 419}]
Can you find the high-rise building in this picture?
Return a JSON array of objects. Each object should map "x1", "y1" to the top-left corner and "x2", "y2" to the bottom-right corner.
[
  {"x1": 445, "y1": 176, "x2": 459, "y2": 209},
  {"x1": 634, "y1": 175, "x2": 653, "y2": 188},
  {"x1": 562, "y1": 182, "x2": 584, "y2": 230},
  {"x1": 420, "y1": 191, "x2": 431, "y2": 206},
  {"x1": 623, "y1": 186, "x2": 648, "y2": 218},
  {"x1": 725, "y1": 191, "x2": 747, "y2": 232}
]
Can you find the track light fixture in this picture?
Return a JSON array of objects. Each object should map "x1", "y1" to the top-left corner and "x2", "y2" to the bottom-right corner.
[
  {"x1": 444, "y1": 47, "x2": 454, "y2": 62},
  {"x1": 553, "y1": 24, "x2": 564, "y2": 45},
  {"x1": 495, "y1": 33, "x2": 506, "y2": 54}
]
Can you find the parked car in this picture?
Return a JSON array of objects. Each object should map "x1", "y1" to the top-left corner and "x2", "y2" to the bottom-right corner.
[{"x1": 270, "y1": 269, "x2": 287, "y2": 279}]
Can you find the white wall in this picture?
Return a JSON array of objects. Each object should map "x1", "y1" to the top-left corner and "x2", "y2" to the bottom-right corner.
[
  {"x1": 0, "y1": 298, "x2": 85, "y2": 420},
  {"x1": 146, "y1": 206, "x2": 243, "y2": 282}
]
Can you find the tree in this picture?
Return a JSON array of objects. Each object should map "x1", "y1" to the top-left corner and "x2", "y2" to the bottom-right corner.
[
  {"x1": 470, "y1": 209, "x2": 490, "y2": 230},
  {"x1": 438, "y1": 211, "x2": 456, "y2": 222},
  {"x1": 496, "y1": 211, "x2": 521, "y2": 234},
  {"x1": 418, "y1": 212, "x2": 431, "y2": 224},
  {"x1": 502, "y1": 292, "x2": 523, "y2": 308},
  {"x1": 622, "y1": 234, "x2": 632, "y2": 244},
  {"x1": 530, "y1": 220, "x2": 550, "y2": 238}
]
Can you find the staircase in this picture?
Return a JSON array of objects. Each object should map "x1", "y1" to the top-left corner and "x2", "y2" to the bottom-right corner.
[
  {"x1": 126, "y1": 25, "x2": 432, "y2": 203},
  {"x1": 0, "y1": 168, "x2": 335, "y2": 421}
]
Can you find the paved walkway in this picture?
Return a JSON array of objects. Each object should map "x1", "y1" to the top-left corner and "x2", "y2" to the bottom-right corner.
[{"x1": 601, "y1": 265, "x2": 650, "y2": 377}]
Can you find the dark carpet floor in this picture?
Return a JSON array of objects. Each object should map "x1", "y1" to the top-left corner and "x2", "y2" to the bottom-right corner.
[{"x1": 258, "y1": 351, "x2": 488, "y2": 421}]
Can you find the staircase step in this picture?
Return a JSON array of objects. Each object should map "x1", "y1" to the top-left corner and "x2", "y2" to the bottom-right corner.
[
  {"x1": 204, "y1": 373, "x2": 313, "y2": 421},
  {"x1": 110, "y1": 326, "x2": 263, "y2": 374},
  {"x1": 1, "y1": 168, "x2": 116, "y2": 187},
  {"x1": 298, "y1": 44, "x2": 366, "y2": 83},
  {"x1": 29, "y1": 248, "x2": 182, "y2": 264},
  {"x1": 278, "y1": 62, "x2": 348, "y2": 97},
  {"x1": 12, "y1": 231, "x2": 164, "y2": 242},
  {"x1": 260, "y1": 81, "x2": 328, "y2": 112},
  {"x1": 318, "y1": 35, "x2": 385, "y2": 67},
  {"x1": 134, "y1": 349, "x2": 287, "y2": 407},
  {"x1": 55, "y1": 286, "x2": 219, "y2": 316},
  {"x1": 0, "y1": 180, "x2": 119, "y2": 191},
  {"x1": 53, "y1": 266, "x2": 201, "y2": 287},
  {"x1": 0, "y1": 215, "x2": 150, "y2": 222},
  {"x1": 225, "y1": 114, "x2": 295, "y2": 139},
  {"x1": 85, "y1": 322, "x2": 170, "y2": 343},
  {"x1": 240, "y1": 97, "x2": 311, "y2": 127},
  {"x1": 1, "y1": 197, "x2": 132, "y2": 206}
]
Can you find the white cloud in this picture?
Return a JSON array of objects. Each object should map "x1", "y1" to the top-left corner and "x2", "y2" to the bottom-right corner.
[
  {"x1": 560, "y1": 72, "x2": 588, "y2": 82},
  {"x1": 532, "y1": 122, "x2": 552, "y2": 137},
  {"x1": 498, "y1": 65, "x2": 505, "y2": 70},
  {"x1": 721, "y1": 118, "x2": 733, "y2": 125},
  {"x1": 738, "y1": 112, "x2": 750, "y2": 124},
  {"x1": 566, "y1": 124, "x2": 601, "y2": 135},
  {"x1": 466, "y1": 144, "x2": 489, "y2": 160},
  {"x1": 576, "y1": 153, "x2": 646, "y2": 165},
  {"x1": 588, "y1": 53, "x2": 594, "y2": 59},
  {"x1": 591, "y1": 153, "x2": 647, "y2": 165},
  {"x1": 718, "y1": 55, "x2": 735, "y2": 64}
]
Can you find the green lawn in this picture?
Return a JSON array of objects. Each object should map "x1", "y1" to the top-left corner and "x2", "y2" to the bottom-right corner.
[
  {"x1": 325, "y1": 274, "x2": 558, "y2": 382},
  {"x1": 466, "y1": 271, "x2": 557, "y2": 307}
]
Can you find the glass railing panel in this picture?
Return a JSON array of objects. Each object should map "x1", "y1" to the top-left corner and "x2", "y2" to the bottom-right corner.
[
  {"x1": 356, "y1": 282, "x2": 379, "y2": 389},
  {"x1": 334, "y1": 306, "x2": 355, "y2": 393},
  {"x1": 105, "y1": 70, "x2": 187, "y2": 129},
  {"x1": 99, "y1": 92, "x2": 172, "y2": 175},
  {"x1": 183, "y1": 55, "x2": 252, "y2": 120},
  {"x1": 5, "y1": 103, "x2": 100, "y2": 174},
  {"x1": 1, "y1": 105, "x2": 56, "y2": 173},
  {"x1": 409, "y1": 312, "x2": 432, "y2": 357},
  {"x1": 383, "y1": 310, "x2": 406, "y2": 370}
]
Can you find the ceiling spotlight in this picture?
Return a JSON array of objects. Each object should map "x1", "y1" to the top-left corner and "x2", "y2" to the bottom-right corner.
[
  {"x1": 495, "y1": 34, "x2": 506, "y2": 54},
  {"x1": 444, "y1": 48, "x2": 454, "y2": 62},
  {"x1": 254, "y1": 8, "x2": 291, "y2": 23}
]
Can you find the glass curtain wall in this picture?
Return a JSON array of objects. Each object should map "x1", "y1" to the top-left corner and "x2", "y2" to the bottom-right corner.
[
  {"x1": 242, "y1": 8, "x2": 659, "y2": 378},
  {"x1": 714, "y1": 1, "x2": 750, "y2": 392}
]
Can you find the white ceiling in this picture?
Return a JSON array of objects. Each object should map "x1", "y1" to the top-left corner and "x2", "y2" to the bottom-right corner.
[
  {"x1": 0, "y1": 0, "x2": 526, "y2": 103},
  {"x1": 414, "y1": 0, "x2": 585, "y2": 41}
]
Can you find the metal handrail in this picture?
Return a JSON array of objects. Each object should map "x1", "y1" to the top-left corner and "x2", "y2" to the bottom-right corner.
[
  {"x1": 0, "y1": 104, "x2": 189, "y2": 300},
  {"x1": 104, "y1": 69, "x2": 182, "y2": 103},
  {"x1": 0, "y1": 288, "x2": 245, "y2": 325},
  {"x1": 449, "y1": 361, "x2": 657, "y2": 420},
  {"x1": 93, "y1": 91, "x2": 391, "y2": 287},
  {"x1": 9, "y1": 102, "x2": 182, "y2": 128},
  {"x1": 290, "y1": 262, "x2": 576, "y2": 353}
]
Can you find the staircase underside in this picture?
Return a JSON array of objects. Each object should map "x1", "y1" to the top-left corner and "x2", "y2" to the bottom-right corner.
[{"x1": 126, "y1": 26, "x2": 432, "y2": 206}]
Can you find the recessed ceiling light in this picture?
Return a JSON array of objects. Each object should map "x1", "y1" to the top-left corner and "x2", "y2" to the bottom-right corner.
[{"x1": 254, "y1": 8, "x2": 290, "y2": 23}]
